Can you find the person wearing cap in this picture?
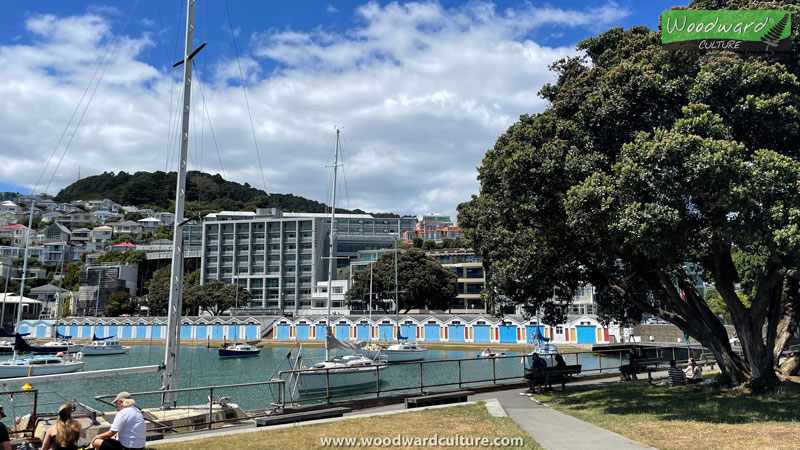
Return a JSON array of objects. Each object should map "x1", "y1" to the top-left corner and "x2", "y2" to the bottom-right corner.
[
  {"x1": 0, "y1": 404, "x2": 10, "y2": 450},
  {"x1": 91, "y1": 392, "x2": 146, "y2": 450},
  {"x1": 42, "y1": 403, "x2": 82, "y2": 450}
]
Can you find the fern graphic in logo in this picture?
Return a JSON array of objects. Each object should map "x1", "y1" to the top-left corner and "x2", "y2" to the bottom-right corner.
[{"x1": 761, "y1": 13, "x2": 790, "y2": 50}]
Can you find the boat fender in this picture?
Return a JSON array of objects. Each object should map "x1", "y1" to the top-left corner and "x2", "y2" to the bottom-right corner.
[{"x1": 76, "y1": 352, "x2": 83, "y2": 361}]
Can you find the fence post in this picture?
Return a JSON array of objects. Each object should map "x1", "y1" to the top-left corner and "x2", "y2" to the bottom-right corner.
[
  {"x1": 375, "y1": 365, "x2": 381, "y2": 398},
  {"x1": 208, "y1": 387, "x2": 214, "y2": 430},
  {"x1": 326, "y1": 369, "x2": 331, "y2": 404},
  {"x1": 672, "y1": 347, "x2": 676, "y2": 362},
  {"x1": 458, "y1": 360, "x2": 462, "y2": 388},
  {"x1": 492, "y1": 357, "x2": 497, "y2": 384},
  {"x1": 599, "y1": 352, "x2": 602, "y2": 373},
  {"x1": 419, "y1": 362, "x2": 424, "y2": 393}
]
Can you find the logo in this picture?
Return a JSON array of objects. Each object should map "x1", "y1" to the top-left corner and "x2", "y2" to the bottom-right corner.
[{"x1": 662, "y1": 10, "x2": 791, "y2": 51}]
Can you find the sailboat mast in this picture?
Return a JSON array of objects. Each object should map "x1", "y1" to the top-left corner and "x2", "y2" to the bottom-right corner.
[
  {"x1": 12, "y1": 201, "x2": 36, "y2": 360},
  {"x1": 325, "y1": 128, "x2": 341, "y2": 362},
  {"x1": 394, "y1": 218, "x2": 399, "y2": 343},
  {"x1": 162, "y1": 0, "x2": 197, "y2": 405}
]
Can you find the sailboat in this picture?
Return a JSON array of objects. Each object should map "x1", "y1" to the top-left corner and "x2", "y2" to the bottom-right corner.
[
  {"x1": 0, "y1": 202, "x2": 84, "y2": 378},
  {"x1": 81, "y1": 269, "x2": 129, "y2": 356},
  {"x1": 523, "y1": 314, "x2": 559, "y2": 373},
  {"x1": 296, "y1": 128, "x2": 386, "y2": 395},
  {"x1": 36, "y1": 258, "x2": 83, "y2": 354},
  {"x1": 362, "y1": 220, "x2": 427, "y2": 363}
]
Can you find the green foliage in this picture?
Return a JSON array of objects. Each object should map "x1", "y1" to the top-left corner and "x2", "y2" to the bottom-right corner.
[
  {"x1": 145, "y1": 265, "x2": 171, "y2": 316},
  {"x1": 346, "y1": 248, "x2": 457, "y2": 312},
  {"x1": 105, "y1": 291, "x2": 137, "y2": 316},
  {"x1": 94, "y1": 250, "x2": 145, "y2": 266},
  {"x1": 18, "y1": 215, "x2": 43, "y2": 230},
  {"x1": 458, "y1": 0, "x2": 800, "y2": 383},
  {"x1": 13, "y1": 257, "x2": 40, "y2": 267},
  {"x1": 124, "y1": 212, "x2": 143, "y2": 222},
  {"x1": 107, "y1": 234, "x2": 134, "y2": 245},
  {"x1": 146, "y1": 267, "x2": 247, "y2": 316},
  {"x1": 53, "y1": 170, "x2": 381, "y2": 216},
  {"x1": 412, "y1": 237, "x2": 423, "y2": 248},
  {"x1": 153, "y1": 226, "x2": 172, "y2": 240},
  {"x1": 62, "y1": 296, "x2": 71, "y2": 317}
]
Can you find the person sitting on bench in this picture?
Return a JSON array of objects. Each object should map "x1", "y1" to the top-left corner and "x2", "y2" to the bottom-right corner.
[
  {"x1": 554, "y1": 354, "x2": 567, "y2": 369},
  {"x1": 531, "y1": 352, "x2": 547, "y2": 369},
  {"x1": 619, "y1": 347, "x2": 642, "y2": 381}
]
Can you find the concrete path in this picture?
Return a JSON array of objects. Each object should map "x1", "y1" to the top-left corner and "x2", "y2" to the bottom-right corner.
[{"x1": 475, "y1": 388, "x2": 658, "y2": 450}]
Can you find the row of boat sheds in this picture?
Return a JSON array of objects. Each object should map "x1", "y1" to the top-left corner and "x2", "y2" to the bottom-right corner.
[{"x1": 15, "y1": 314, "x2": 620, "y2": 345}]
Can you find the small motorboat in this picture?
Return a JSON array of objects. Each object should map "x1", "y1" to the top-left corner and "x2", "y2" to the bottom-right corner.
[
  {"x1": 476, "y1": 350, "x2": 506, "y2": 358},
  {"x1": 81, "y1": 336, "x2": 130, "y2": 356},
  {"x1": 218, "y1": 343, "x2": 260, "y2": 358},
  {"x1": 379, "y1": 342, "x2": 427, "y2": 362}
]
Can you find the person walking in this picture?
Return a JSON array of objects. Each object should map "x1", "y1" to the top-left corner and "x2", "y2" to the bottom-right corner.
[
  {"x1": 92, "y1": 392, "x2": 146, "y2": 450},
  {"x1": 42, "y1": 403, "x2": 82, "y2": 450}
]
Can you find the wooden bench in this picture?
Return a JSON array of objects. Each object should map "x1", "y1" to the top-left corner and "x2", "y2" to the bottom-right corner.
[
  {"x1": 255, "y1": 407, "x2": 352, "y2": 427},
  {"x1": 525, "y1": 365, "x2": 582, "y2": 394},
  {"x1": 619, "y1": 358, "x2": 662, "y2": 382},
  {"x1": 405, "y1": 390, "x2": 474, "y2": 408}
]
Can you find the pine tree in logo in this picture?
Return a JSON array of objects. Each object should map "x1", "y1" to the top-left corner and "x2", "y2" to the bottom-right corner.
[{"x1": 761, "y1": 13, "x2": 789, "y2": 50}]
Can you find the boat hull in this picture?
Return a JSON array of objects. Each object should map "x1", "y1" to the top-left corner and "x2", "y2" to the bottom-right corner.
[
  {"x1": 0, "y1": 362, "x2": 84, "y2": 378},
  {"x1": 81, "y1": 346, "x2": 130, "y2": 356},
  {"x1": 218, "y1": 349, "x2": 260, "y2": 358},
  {"x1": 382, "y1": 349, "x2": 427, "y2": 362},
  {"x1": 297, "y1": 365, "x2": 386, "y2": 395}
]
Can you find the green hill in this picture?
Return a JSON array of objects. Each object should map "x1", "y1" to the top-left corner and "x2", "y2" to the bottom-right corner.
[{"x1": 54, "y1": 171, "x2": 373, "y2": 216}]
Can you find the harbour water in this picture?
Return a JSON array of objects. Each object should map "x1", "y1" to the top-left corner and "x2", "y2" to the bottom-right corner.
[{"x1": 1, "y1": 346, "x2": 625, "y2": 412}]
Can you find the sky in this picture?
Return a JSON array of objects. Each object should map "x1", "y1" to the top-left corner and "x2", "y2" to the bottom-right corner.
[{"x1": 0, "y1": 0, "x2": 677, "y2": 221}]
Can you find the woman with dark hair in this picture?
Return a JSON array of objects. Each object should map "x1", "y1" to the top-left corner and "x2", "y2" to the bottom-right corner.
[
  {"x1": 42, "y1": 403, "x2": 82, "y2": 450},
  {"x1": 554, "y1": 354, "x2": 567, "y2": 368}
]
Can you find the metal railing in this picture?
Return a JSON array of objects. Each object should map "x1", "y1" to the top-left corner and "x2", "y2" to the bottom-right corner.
[
  {"x1": 94, "y1": 379, "x2": 286, "y2": 434},
  {"x1": 279, "y1": 350, "x2": 635, "y2": 404}
]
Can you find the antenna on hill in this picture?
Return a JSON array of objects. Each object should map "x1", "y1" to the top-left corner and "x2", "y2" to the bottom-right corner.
[{"x1": 77, "y1": 166, "x2": 81, "y2": 181}]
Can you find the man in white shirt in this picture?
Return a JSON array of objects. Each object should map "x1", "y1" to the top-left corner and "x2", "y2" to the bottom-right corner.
[{"x1": 92, "y1": 392, "x2": 146, "y2": 450}]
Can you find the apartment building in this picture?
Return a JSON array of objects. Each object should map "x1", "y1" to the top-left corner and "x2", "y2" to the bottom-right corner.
[{"x1": 426, "y1": 248, "x2": 486, "y2": 313}]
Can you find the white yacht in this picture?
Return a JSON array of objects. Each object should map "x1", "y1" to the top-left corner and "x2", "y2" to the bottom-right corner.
[
  {"x1": 362, "y1": 342, "x2": 427, "y2": 362},
  {"x1": 297, "y1": 354, "x2": 386, "y2": 395},
  {"x1": 0, "y1": 354, "x2": 84, "y2": 378},
  {"x1": 81, "y1": 338, "x2": 130, "y2": 356},
  {"x1": 295, "y1": 129, "x2": 385, "y2": 396}
]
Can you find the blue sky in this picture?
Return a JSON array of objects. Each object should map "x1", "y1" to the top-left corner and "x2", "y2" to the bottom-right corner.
[{"x1": 0, "y1": 1, "x2": 678, "y2": 218}]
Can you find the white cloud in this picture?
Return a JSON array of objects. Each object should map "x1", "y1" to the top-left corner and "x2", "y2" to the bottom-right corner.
[
  {"x1": 327, "y1": 5, "x2": 338, "y2": 14},
  {"x1": 0, "y1": 1, "x2": 628, "y2": 221}
]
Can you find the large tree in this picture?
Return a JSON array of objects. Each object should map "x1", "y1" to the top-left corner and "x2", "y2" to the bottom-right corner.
[
  {"x1": 459, "y1": 1, "x2": 800, "y2": 384},
  {"x1": 346, "y1": 248, "x2": 458, "y2": 312}
]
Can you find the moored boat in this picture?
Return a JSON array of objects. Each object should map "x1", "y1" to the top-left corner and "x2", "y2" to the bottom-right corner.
[
  {"x1": 0, "y1": 354, "x2": 84, "y2": 378},
  {"x1": 81, "y1": 336, "x2": 130, "y2": 356},
  {"x1": 297, "y1": 354, "x2": 386, "y2": 395},
  {"x1": 218, "y1": 343, "x2": 260, "y2": 358},
  {"x1": 379, "y1": 342, "x2": 427, "y2": 362}
]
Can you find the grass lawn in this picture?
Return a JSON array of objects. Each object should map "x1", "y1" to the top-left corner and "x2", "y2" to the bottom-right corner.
[
  {"x1": 151, "y1": 402, "x2": 543, "y2": 450},
  {"x1": 536, "y1": 378, "x2": 800, "y2": 450}
]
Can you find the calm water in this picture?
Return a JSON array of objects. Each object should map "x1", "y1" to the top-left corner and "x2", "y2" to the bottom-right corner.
[{"x1": 0, "y1": 346, "x2": 624, "y2": 413}]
